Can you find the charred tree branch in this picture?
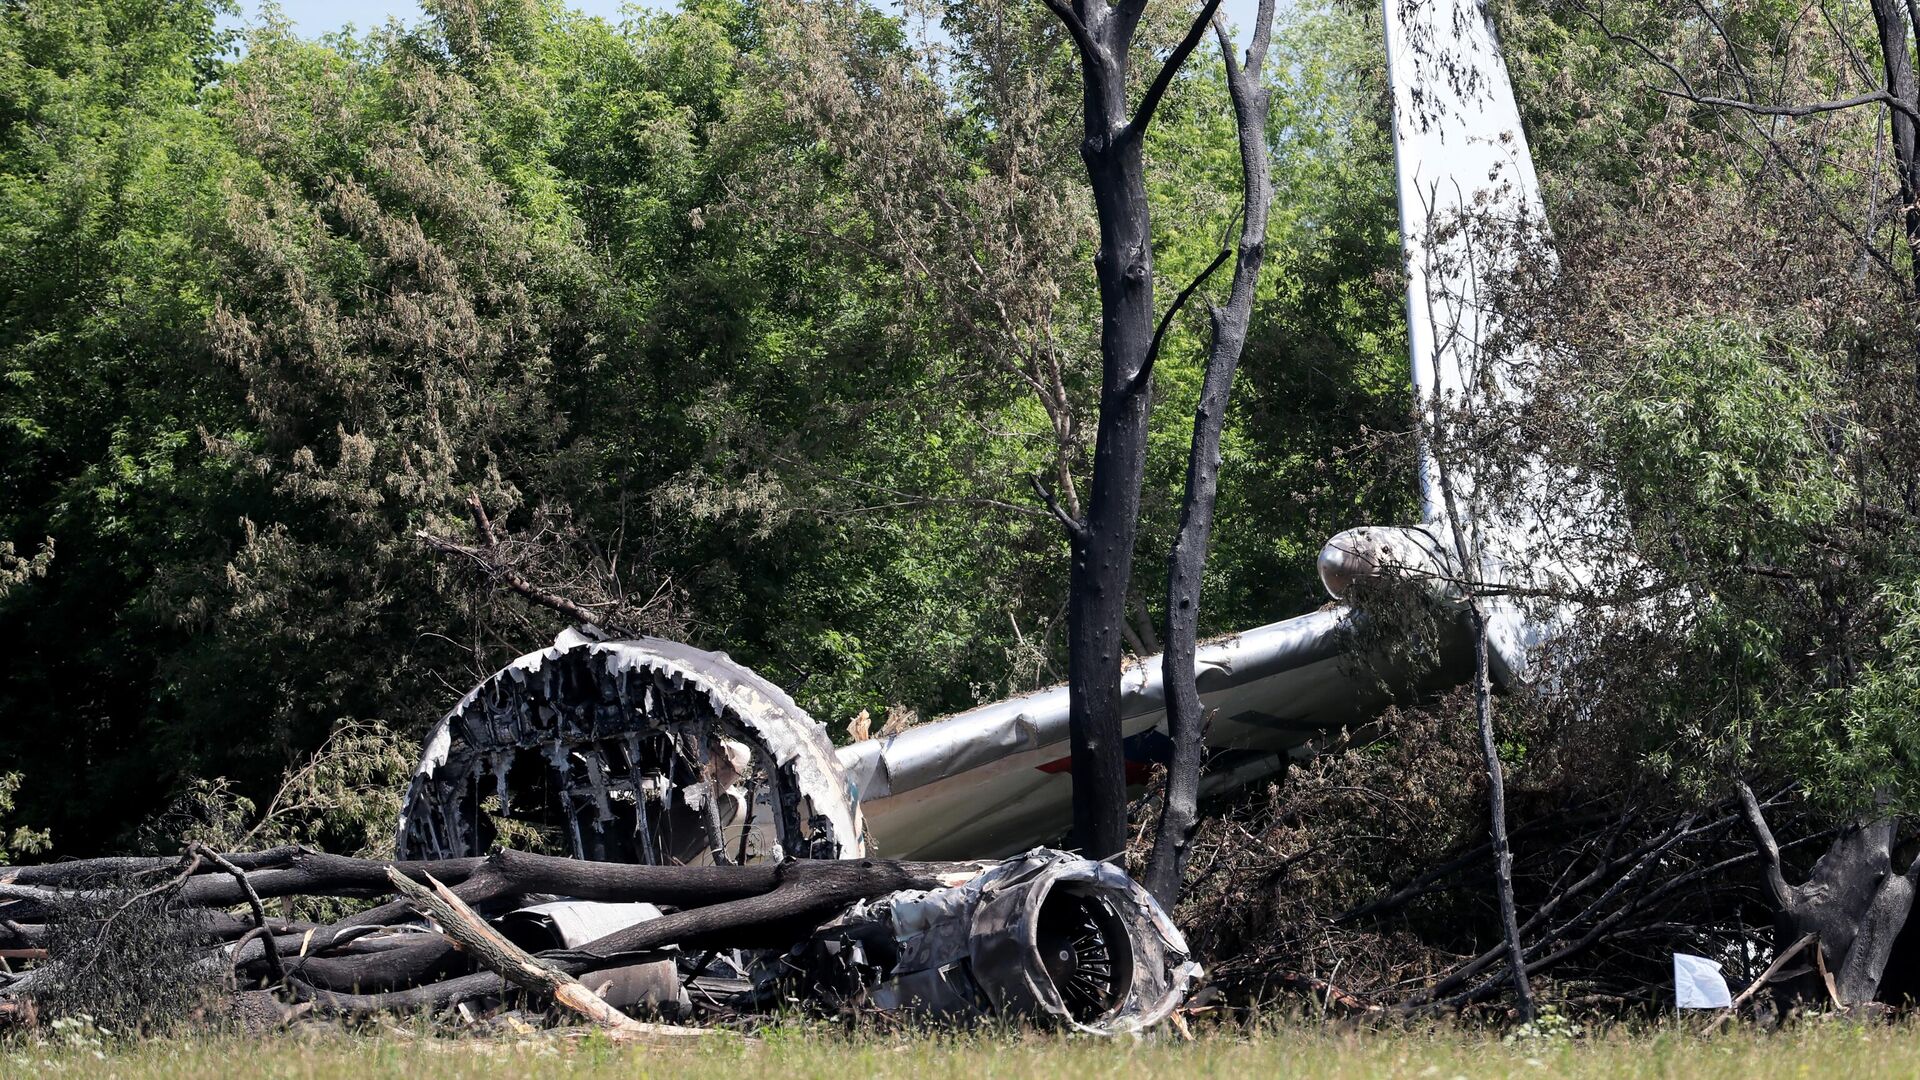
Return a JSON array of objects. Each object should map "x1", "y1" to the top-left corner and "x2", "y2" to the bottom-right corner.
[
  {"x1": 1131, "y1": 245, "x2": 1231, "y2": 395},
  {"x1": 192, "y1": 844, "x2": 286, "y2": 987},
  {"x1": 1143, "y1": 0, "x2": 1275, "y2": 909},
  {"x1": 1653, "y1": 86, "x2": 1920, "y2": 124},
  {"x1": 1736, "y1": 780, "x2": 1792, "y2": 908},
  {"x1": 1129, "y1": 0, "x2": 1226, "y2": 137}
]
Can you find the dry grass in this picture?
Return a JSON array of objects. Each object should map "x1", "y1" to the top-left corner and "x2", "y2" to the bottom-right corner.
[{"x1": 9, "y1": 1019, "x2": 1920, "y2": 1080}]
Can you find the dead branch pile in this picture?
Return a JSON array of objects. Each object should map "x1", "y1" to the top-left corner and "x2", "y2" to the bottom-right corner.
[
  {"x1": 0, "y1": 845, "x2": 982, "y2": 1038},
  {"x1": 1165, "y1": 699, "x2": 1836, "y2": 1021}
]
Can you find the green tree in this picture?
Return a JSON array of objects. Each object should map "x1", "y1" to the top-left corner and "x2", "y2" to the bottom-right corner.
[{"x1": 0, "y1": 0, "x2": 243, "y2": 852}]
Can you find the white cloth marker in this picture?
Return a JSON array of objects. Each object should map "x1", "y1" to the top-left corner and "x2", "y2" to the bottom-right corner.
[{"x1": 1674, "y1": 952, "x2": 1734, "y2": 1009}]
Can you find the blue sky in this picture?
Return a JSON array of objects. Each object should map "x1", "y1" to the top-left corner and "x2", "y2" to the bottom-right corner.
[{"x1": 229, "y1": 1, "x2": 1272, "y2": 46}]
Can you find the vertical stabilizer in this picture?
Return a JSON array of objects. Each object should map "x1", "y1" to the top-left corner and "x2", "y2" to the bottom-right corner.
[
  {"x1": 1382, "y1": 0, "x2": 1550, "y2": 524},
  {"x1": 1319, "y1": 0, "x2": 1620, "y2": 683}
]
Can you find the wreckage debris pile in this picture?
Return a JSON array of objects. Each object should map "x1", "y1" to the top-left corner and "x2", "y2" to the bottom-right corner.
[{"x1": 0, "y1": 846, "x2": 1198, "y2": 1037}]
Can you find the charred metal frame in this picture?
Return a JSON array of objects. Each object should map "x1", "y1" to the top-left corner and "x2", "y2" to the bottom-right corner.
[{"x1": 398, "y1": 638, "x2": 862, "y2": 865}]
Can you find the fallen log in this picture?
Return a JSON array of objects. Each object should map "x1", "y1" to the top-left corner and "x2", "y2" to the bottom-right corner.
[
  {"x1": 1, "y1": 847, "x2": 920, "y2": 914},
  {"x1": 281, "y1": 935, "x2": 469, "y2": 994},
  {"x1": 0, "y1": 924, "x2": 42, "y2": 949},
  {"x1": 0, "y1": 847, "x2": 305, "y2": 888},
  {"x1": 287, "y1": 969, "x2": 512, "y2": 1014},
  {"x1": 562, "y1": 857, "x2": 961, "y2": 961},
  {"x1": 0, "y1": 853, "x2": 488, "y2": 912},
  {"x1": 385, "y1": 868, "x2": 706, "y2": 1041},
  {"x1": 178, "y1": 852, "x2": 490, "y2": 908}
]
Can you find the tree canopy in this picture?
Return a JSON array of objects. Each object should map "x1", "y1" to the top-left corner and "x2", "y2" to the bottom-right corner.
[{"x1": 0, "y1": 0, "x2": 1412, "y2": 853}]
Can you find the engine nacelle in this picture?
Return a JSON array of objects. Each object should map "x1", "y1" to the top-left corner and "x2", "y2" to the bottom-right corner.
[{"x1": 786, "y1": 849, "x2": 1199, "y2": 1035}]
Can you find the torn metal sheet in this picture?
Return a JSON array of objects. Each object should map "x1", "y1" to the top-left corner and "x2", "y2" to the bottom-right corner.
[
  {"x1": 498, "y1": 901, "x2": 665, "y2": 951},
  {"x1": 786, "y1": 849, "x2": 1199, "y2": 1034},
  {"x1": 498, "y1": 900, "x2": 690, "y2": 1017}
]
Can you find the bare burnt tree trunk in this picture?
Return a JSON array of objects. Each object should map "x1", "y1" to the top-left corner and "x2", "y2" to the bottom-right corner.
[
  {"x1": 1867, "y1": 0, "x2": 1920, "y2": 384},
  {"x1": 1432, "y1": 442, "x2": 1534, "y2": 1021},
  {"x1": 1039, "y1": 0, "x2": 1224, "y2": 861},
  {"x1": 1737, "y1": 781, "x2": 1920, "y2": 1007},
  {"x1": 1144, "y1": 0, "x2": 1277, "y2": 908},
  {"x1": 1464, "y1": 604, "x2": 1534, "y2": 1021},
  {"x1": 1869, "y1": 0, "x2": 1920, "y2": 284}
]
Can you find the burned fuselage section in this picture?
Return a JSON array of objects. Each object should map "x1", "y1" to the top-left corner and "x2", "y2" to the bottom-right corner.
[{"x1": 397, "y1": 636, "x2": 863, "y2": 866}]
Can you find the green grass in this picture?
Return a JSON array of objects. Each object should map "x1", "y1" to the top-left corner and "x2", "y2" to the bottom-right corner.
[{"x1": 9, "y1": 1020, "x2": 1920, "y2": 1080}]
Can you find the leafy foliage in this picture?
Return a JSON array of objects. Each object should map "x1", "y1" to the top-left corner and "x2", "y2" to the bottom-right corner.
[
  {"x1": 1772, "y1": 577, "x2": 1920, "y2": 812},
  {"x1": 0, "y1": 0, "x2": 1417, "y2": 855},
  {"x1": 139, "y1": 720, "x2": 416, "y2": 858},
  {"x1": 0, "y1": 771, "x2": 50, "y2": 864},
  {"x1": 1599, "y1": 319, "x2": 1848, "y2": 569}
]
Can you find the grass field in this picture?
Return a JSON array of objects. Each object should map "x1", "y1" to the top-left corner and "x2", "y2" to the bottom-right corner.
[{"x1": 8, "y1": 1020, "x2": 1919, "y2": 1080}]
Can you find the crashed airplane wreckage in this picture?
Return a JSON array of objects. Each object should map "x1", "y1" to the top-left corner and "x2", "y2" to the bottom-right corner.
[
  {"x1": 363, "y1": 0, "x2": 1609, "y2": 1030},
  {"x1": 1, "y1": 0, "x2": 1612, "y2": 1037},
  {"x1": 394, "y1": 0, "x2": 1605, "y2": 869}
]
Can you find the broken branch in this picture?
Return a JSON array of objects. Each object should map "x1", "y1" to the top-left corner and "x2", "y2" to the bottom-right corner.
[
  {"x1": 1709, "y1": 932, "x2": 1818, "y2": 1031},
  {"x1": 412, "y1": 494, "x2": 626, "y2": 634},
  {"x1": 192, "y1": 844, "x2": 286, "y2": 986},
  {"x1": 384, "y1": 868, "x2": 705, "y2": 1041}
]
